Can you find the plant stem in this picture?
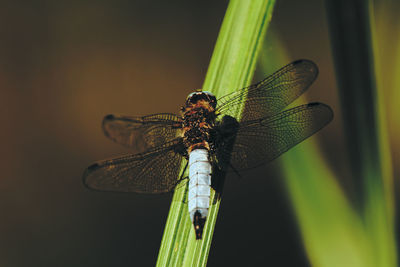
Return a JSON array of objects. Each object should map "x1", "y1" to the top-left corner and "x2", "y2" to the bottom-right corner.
[{"x1": 157, "y1": 1, "x2": 275, "y2": 266}]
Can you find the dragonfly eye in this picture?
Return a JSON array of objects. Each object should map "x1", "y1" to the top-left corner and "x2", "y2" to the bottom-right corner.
[
  {"x1": 202, "y1": 91, "x2": 217, "y2": 108},
  {"x1": 185, "y1": 91, "x2": 217, "y2": 108}
]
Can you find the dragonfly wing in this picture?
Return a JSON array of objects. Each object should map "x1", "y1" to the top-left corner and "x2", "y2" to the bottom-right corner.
[
  {"x1": 83, "y1": 139, "x2": 186, "y2": 193},
  {"x1": 102, "y1": 113, "x2": 182, "y2": 152},
  {"x1": 216, "y1": 60, "x2": 318, "y2": 121},
  {"x1": 224, "y1": 103, "x2": 333, "y2": 171}
]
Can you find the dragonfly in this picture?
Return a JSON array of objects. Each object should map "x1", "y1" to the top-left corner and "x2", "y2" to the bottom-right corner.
[{"x1": 83, "y1": 59, "x2": 333, "y2": 239}]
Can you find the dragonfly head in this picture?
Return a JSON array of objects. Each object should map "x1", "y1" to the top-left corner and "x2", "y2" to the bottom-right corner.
[{"x1": 185, "y1": 91, "x2": 217, "y2": 109}]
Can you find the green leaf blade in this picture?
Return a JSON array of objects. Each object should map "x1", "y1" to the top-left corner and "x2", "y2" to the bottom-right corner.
[{"x1": 157, "y1": 1, "x2": 275, "y2": 266}]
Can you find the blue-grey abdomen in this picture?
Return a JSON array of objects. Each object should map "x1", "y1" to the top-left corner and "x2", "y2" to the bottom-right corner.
[{"x1": 188, "y1": 148, "x2": 211, "y2": 238}]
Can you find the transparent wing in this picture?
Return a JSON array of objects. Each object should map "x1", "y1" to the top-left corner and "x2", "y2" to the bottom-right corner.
[
  {"x1": 220, "y1": 103, "x2": 333, "y2": 171},
  {"x1": 102, "y1": 113, "x2": 182, "y2": 152},
  {"x1": 83, "y1": 139, "x2": 185, "y2": 193},
  {"x1": 216, "y1": 60, "x2": 318, "y2": 121}
]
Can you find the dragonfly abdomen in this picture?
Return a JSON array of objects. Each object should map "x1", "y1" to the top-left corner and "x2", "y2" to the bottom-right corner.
[{"x1": 188, "y1": 148, "x2": 211, "y2": 239}]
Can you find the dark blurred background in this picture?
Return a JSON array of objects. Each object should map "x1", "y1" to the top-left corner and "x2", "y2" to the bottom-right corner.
[{"x1": 0, "y1": 1, "x2": 345, "y2": 266}]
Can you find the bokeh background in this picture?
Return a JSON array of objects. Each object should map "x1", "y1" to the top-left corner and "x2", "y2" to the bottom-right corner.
[{"x1": 0, "y1": 1, "x2": 397, "y2": 266}]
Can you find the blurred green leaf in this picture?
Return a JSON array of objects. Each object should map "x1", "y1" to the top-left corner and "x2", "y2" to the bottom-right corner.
[
  {"x1": 259, "y1": 31, "x2": 374, "y2": 267},
  {"x1": 255, "y1": 0, "x2": 398, "y2": 266},
  {"x1": 326, "y1": 0, "x2": 396, "y2": 266}
]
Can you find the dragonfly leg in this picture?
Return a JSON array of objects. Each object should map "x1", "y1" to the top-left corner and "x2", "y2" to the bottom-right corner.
[{"x1": 177, "y1": 161, "x2": 189, "y2": 182}]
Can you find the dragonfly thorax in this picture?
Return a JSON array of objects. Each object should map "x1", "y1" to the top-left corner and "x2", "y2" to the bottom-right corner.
[{"x1": 182, "y1": 93, "x2": 217, "y2": 154}]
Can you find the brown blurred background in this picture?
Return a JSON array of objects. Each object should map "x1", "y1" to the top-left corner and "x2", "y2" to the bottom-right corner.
[{"x1": 0, "y1": 1, "x2": 344, "y2": 266}]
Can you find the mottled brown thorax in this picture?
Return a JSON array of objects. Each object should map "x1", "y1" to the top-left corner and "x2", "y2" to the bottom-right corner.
[{"x1": 182, "y1": 98, "x2": 216, "y2": 153}]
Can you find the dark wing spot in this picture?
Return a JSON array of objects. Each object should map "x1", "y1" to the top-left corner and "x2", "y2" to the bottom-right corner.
[
  {"x1": 307, "y1": 102, "x2": 320, "y2": 107},
  {"x1": 104, "y1": 114, "x2": 115, "y2": 120},
  {"x1": 87, "y1": 162, "x2": 100, "y2": 171}
]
